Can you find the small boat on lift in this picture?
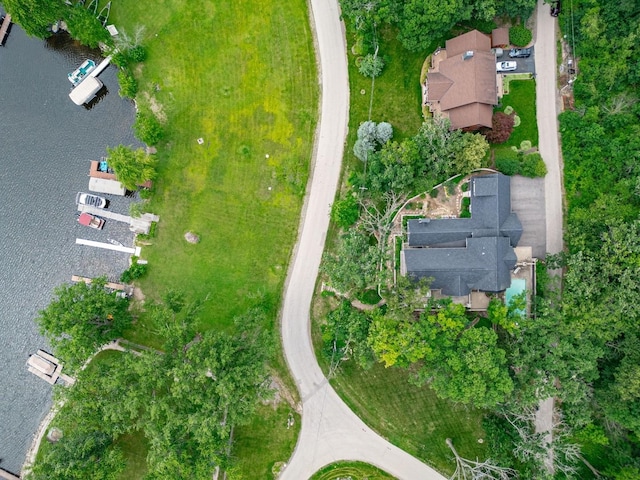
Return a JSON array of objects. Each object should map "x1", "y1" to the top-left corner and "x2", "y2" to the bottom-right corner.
[
  {"x1": 78, "y1": 212, "x2": 105, "y2": 230},
  {"x1": 68, "y1": 59, "x2": 96, "y2": 86}
]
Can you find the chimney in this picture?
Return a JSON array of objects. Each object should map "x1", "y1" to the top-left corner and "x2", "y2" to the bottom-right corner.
[{"x1": 462, "y1": 51, "x2": 474, "y2": 60}]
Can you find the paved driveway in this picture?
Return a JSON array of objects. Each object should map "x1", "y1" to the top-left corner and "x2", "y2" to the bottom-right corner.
[
  {"x1": 497, "y1": 47, "x2": 536, "y2": 74},
  {"x1": 511, "y1": 175, "x2": 546, "y2": 259}
]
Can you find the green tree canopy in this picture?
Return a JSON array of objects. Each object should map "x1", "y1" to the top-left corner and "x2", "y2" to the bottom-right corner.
[
  {"x1": 36, "y1": 278, "x2": 132, "y2": 370},
  {"x1": 106, "y1": 145, "x2": 157, "y2": 191},
  {"x1": 3, "y1": 0, "x2": 65, "y2": 38}
]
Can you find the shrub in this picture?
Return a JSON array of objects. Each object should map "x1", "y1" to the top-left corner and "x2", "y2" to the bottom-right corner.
[
  {"x1": 504, "y1": 106, "x2": 514, "y2": 115},
  {"x1": 481, "y1": 112, "x2": 515, "y2": 144},
  {"x1": 331, "y1": 195, "x2": 360, "y2": 229},
  {"x1": 120, "y1": 257, "x2": 148, "y2": 283},
  {"x1": 358, "y1": 53, "x2": 385, "y2": 78},
  {"x1": 520, "y1": 152, "x2": 547, "y2": 177},
  {"x1": 495, "y1": 149, "x2": 521, "y2": 176},
  {"x1": 128, "y1": 45, "x2": 147, "y2": 63},
  {"x1": 509, "y1": 26, "x2": 532, "y2": 47},
  {"x1": 513, "y1": 115, "x2": 521, "y2": 127},
  {"x1": 134, "y1": 113, "x2": 164, "y2": 146},
  {"x1": 353, "y1": 138, "x2": 374, "y2": 161},
  {"x1": 117, "y1": 70, "x2": 138, "y2": 98},
  {"x1": 375, "y1": 122, "x2": 393, "y2": 144}
]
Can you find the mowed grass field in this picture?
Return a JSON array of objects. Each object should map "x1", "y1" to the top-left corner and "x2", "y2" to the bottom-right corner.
[{"x1": 110, "y1": 0, "x2": 318, "y2": 336}]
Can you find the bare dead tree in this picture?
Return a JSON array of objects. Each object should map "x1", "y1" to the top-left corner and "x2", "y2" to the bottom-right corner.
[
  {"x1": 358, "y1": 190, "x2": 407, "y2": 249},
  {"x1": 446, "y1": 438, "x2": 518, "y2": 480}
]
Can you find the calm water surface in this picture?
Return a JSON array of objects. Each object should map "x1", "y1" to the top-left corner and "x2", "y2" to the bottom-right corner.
[{"x1": 0, "y1": 21, "x2": 141, "y2": 473}]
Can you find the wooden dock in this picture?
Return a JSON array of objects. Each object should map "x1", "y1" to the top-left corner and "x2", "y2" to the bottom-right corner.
[
  {"x1": 0, "y1": 14, "x2": 12, "y2": 46},
  {"x1": 76, "y1": 238, "x2": 139, "y2": 255},
  {"x1": 77, "y1": 204, "x2": 159, "y2": 235},
  {"x1": 0, "y1": 468, "x2": 20, "y2": 480},
  {"x1": 71, "y1": 275, "x2": 133, "y2": 296}
]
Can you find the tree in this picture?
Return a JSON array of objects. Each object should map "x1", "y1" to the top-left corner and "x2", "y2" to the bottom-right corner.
[
  {"x1": 117, "y1": 69, "x2": 138, "y2": 98},
  {"x1": 36, "y1": 278, "x2": 132, "y2": 370},
  {"x1": 65, "y1": 5, "x2": 111, "y2": 48},
  {"x1": 453, "y1": 132, "x2": 489, "y2": 175},
  {"x1": 106, "y1": 145, "x2": 156, "y2": 190},
  {"x1": 2, "y1": 0, "x2": 65, "y2": 38},
  {"x1": 358, "y1": 53, "x2": 385, "y2": 78},
  {"x1": 398, "y1": 0, "x2": 467, "y2": 52},
  {"x1": 481, "y1": 112, "x2": 515, "y2": 144},
  {"x1": 133, "y1": 112, "x2": 164, "y2": 146},
  {"x1": 26, "y1": 431, "x2": 125, "y2": 480},
  {"x1": 509, "y1": 25, "x2": 533, "y2": 47},
  {"x1": 331, "y1": 194, "x2": 360, "y2": 229},
  {"x1": 321, "y1": 229, "x2": 382, "y2": 294},
  {"x1": 322, "y1": 301, "x2": 374, "y2": 373},
  {"x1": 446, "y1": 438, "x2": 517, "y2": 480},
  {"x1": 376, "y1": 121, "x2": 393, "y2": 144}
]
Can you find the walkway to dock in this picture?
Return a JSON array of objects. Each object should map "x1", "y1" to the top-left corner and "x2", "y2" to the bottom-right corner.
[
  {"x1": 88, "y1": 55, "x2": 112, "y2": 78},
  {"x1": 77, "y1": 204, "x2": 158, "y2": 234},
  {"x1": 0, "y1": 14, "x2": 12, "y2": 46},
  {"x1": 75, "y1": 238, "x2": 140, "y2": 255}
]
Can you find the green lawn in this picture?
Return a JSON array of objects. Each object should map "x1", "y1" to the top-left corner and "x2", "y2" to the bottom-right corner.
[
  {"x1": 499, "y1": 79, "x2": 538, "y2": 149},
  {"x1": 232, "y1": 403, "x2": 300, "y2": 477},
  {"x1": 311, "y1": 461, "x2": 397, "y2": 479},
  {"x1": 328, "y1": 360, "x2": 487, "y2": 476},
  {"x1": 110, "y1": 0, "x2": 318, "y2": 340}
]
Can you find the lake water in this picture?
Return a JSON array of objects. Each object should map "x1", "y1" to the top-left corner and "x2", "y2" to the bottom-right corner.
[{"x1": 0, "y1": 19, "x2": 140, "y2": 474}]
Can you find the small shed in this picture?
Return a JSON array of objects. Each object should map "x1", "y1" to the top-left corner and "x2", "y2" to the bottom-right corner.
[{"x1": 491, "y1": 28, "x2": 509, "y2": 48}]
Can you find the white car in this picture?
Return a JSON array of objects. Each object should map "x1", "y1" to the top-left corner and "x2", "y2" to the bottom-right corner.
[{"x1": 496, "y1": 61, "x2": 517, "y2": 72}]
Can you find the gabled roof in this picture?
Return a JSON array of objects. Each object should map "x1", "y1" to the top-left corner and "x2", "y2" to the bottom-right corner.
[
  {"x1": 426, "y1": 30, "x2": 497, "y2": 130},
  {"x1": 403, "y1": 236, "x2": 517, "y2": 296},
  {"x1": 403, "y1": 173, "x2": 522, "y2": 296}
]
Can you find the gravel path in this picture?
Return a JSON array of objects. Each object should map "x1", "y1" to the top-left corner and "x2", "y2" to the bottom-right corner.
[{"x1": 278, "y1": 0, "x2": 446, "y2": 478}]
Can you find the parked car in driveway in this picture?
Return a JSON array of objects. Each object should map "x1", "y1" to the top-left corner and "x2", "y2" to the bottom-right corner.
[
  {"x1": 496, "y1": 61, "x2": 517, "y2": 72},
  {"x1": 509, "y1": 48, "x2": 532, "y2": 58}
]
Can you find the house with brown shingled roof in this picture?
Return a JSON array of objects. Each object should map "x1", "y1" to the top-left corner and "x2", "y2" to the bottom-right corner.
[{"x1": 424, "y1": 30, "x2": 498, "y2": 131}]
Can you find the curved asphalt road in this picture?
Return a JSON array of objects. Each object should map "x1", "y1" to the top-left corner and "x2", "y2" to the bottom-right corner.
[{"x1": 279, "y1": 0, "x2": 445, "y2": 479}]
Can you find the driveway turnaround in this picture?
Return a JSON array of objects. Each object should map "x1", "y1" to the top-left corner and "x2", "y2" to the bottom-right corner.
[{"x1": 279, "y1": 0, "x2": 446, "y2": 479}]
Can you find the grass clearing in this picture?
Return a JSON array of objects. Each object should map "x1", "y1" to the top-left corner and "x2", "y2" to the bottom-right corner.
[
  {"x1": 232, "y1": 403, "x2": 300, "y2": 478},
  {"x1": 311, "y1": 461, "x2": 397, "y2": 479},
  {"x1": 328, "y1": 360, "x2": 488, "y2": 476},
  {"x1": 110, "y1": 0, "x2": 318, "y2": 339},
  {"x1": 499, "y1": 79, "x2": 538, "y2": 149}
]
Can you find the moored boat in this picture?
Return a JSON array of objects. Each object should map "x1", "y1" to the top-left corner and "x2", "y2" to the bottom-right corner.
[
  {"x1": 68, "y1": 59, "x2": 96, "y2": 86},
  {"x1": 78, "y1": 212, "x2": 105, "y2": 229}
]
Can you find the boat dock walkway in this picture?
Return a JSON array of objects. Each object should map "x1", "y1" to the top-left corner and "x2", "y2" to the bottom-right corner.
[
  {"x1": 0, "y1": 14, "x2": 12, "y2": 46},
  {"x1": 77, "y1": 204, "x2": 159, "y2": 234},
  {"x1": 76, "y1": 238, "x2": 141, "y2": 255},
  {"x1": 71, "y1": 275, "x2": 133, "y2": 295},
  {"x1": 88, "y1": 55, "x2": 112, "y2": 78},
  {"x1": 0, "y1": 468, "x2": 19, "y2": 480}
]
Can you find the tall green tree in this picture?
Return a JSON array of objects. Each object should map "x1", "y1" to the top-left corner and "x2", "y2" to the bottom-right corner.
[
  {"x1": 36, "y1": 278, "x2": 132, "y2": 370},
  {"x1": 106, "y1": 145, "x2": 157, "y2": 191},
  {"x1": 3, "y1": 0, "x2": 65, "y2": 38}
]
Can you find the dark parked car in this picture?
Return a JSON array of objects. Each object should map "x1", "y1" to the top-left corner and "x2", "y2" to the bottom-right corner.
[
  {"x1": 550, "y1": 0, "x2": 560, "y2": 16},
  {"x1": 509, "y1": 48, "x2": 532, "y2": 58}
]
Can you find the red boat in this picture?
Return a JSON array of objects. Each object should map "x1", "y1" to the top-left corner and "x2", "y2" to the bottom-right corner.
[{"x1": 78, "y1": 212, "x2": 105, "y2": 230}]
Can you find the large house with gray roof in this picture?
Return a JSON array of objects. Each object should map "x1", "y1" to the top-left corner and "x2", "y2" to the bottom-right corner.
[{"x1": 400, "y1": 173, "x2": 522, "y2": 297}]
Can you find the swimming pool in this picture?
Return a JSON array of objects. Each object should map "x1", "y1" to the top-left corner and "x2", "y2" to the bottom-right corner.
[{"x1": 505, "y1": 278, "x2": 526, "y2": 313}]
